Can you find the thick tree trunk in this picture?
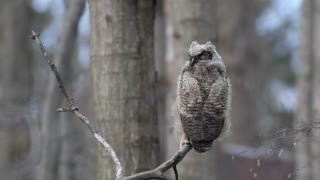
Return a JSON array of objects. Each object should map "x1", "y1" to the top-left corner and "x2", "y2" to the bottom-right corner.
[
  {"x1": 89, "y1": 0, "x2": 159, "y2": 179},
  {"x1": 295, "y1": 0, "x2": 320, "y2": 179}
]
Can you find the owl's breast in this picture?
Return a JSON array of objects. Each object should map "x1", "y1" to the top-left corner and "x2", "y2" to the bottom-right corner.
[
  {"x1": 178, "y1": 67, "x2": 228, "y2": 143},
  {"x1": 195, "y1": 74, "x2": 216, "y2": 101}
]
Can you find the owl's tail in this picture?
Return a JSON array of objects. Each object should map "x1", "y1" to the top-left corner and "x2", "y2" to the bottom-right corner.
[{"x1": 191, "y1": 140, "x2": 213, "y2": 153}]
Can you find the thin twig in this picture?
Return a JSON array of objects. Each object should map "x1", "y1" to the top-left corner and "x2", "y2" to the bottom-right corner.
[{"x1": 30, "y1": 30, "x2": 123, "y2": 179}]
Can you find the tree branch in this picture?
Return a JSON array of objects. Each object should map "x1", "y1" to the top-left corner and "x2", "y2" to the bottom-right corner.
[
  {"x1": 30, "y1": 31, "x2": 193, "y2": 180},
  {"x1": 122, "y1": 143, "x2": 192, "y2": 180},
  {"x1": 30, "y1": 31, "x2": 123, "y2": 179}
]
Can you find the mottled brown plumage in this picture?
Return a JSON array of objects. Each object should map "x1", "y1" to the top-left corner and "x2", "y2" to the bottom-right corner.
[{"x1": 175, "y1": 41, "x2": 231, "y2": 153}]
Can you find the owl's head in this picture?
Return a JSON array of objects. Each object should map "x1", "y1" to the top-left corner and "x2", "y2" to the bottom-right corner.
[{"x1": 188, "y1": 41, "x2": 221, "y2": 67}]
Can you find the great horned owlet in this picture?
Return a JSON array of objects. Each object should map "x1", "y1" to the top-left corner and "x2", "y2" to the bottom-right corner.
[{"x1": 174, "y1": 41, "x2": 231, "y2": 153}]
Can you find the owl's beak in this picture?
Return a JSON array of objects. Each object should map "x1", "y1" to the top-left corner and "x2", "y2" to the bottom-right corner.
[{"x1": 190, "y1": 57, "x2": 198, "y2": 67}]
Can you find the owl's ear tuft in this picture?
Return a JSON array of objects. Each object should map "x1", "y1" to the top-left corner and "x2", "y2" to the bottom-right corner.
[
  {"x1": 205, "y1": 41, "x2": 216, "y2": 52},
  {"x1": 206, "y1": 41, "x2": 213, "y2": 46},
  {"x1": 190, "y1": 41, "x2": 199, "y2": 49}
]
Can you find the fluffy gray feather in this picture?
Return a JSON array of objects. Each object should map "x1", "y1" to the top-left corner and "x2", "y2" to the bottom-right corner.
[{"x1": 175, "y1": 41, "x2": 231, "y2": 153}]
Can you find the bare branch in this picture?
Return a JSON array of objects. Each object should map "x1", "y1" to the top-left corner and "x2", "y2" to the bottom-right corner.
[
  {"x1": 30, "y1": 31, "x2": 124, "y2": 179},
  {"x1": 122, "y1": 143, "x2": 192, "y2": 180}
]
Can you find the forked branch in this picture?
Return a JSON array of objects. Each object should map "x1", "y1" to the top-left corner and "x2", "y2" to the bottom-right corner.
[{"x1": 123, "y1": 143, "x2": 192, "y2": 180}]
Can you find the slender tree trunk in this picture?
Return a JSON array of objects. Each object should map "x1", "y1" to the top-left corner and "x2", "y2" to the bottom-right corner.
[
  {"x1": 215, "y1": 0, "x2": 270, "y2": 145},
  {"x1": 0, "y1": 0, "x2": 34, "y2": 179},
  {"x1": 36, "y1": 1, "x2": 85, "y2": 180},
  {"x1": 295, "y1": 0, "x2": 320, "y2": 179},
  {"x1": 57, "y1": 1, "x2": 92, "y2": 180},
  {"x1": 154, "y1": 0, "x2": 167, "y2": 162},
  {"x1": 89, "y1": 0, "x2": 159, "y2": 179}
]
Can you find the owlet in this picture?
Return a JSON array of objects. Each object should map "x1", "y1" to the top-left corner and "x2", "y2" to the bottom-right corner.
[{"x1": 174, "y1": 41, "x2": 231, "y2": 153}]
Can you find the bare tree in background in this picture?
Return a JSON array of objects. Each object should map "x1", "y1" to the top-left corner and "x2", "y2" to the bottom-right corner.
[
  {"x1": 36, "y1": 1, "x2": 86, "y2": 180},
  {"x1": 0, "y1": 0, "x2": 34, "y2": 179},
  {"x1": 56, "y1": 1, "x2": 94, "y2": 180},
  {"x1": 89, "y1": 0, "x2": 160, "y2": 179},
  {"x1": 296, "y1": 0, "x2": 320, "y2": 179},
  {"x1": 154, "y1": 0, "x2": 167, "y2": 163},
  {"x1": 215, "y1": 0, "x2": 270, "y2": 146}
]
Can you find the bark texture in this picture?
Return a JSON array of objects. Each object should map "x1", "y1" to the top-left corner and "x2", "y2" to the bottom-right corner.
[
  {"x1": 295, "y1": 0, "x2": 320, "y2": 179},
  {"x1": 89, "y1": 0, "x2": 159, "y2": 179}
]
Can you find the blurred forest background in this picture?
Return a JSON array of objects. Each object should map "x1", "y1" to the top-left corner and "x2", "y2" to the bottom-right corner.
[{"x1": 1, "y1": 0, "x2": 320, "y2": 179}]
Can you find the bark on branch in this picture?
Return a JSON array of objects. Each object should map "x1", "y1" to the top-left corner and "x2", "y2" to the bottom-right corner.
[
  {"x1": 30, "y1": 31, "x2": 193, "y2": 180},
  {"x1": 122, "y1": 143, "x2": 192, "y2": 180}
]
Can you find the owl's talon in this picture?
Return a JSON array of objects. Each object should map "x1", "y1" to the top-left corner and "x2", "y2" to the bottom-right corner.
[
  {"x1": 181, "y1": 139, "x2": 190, "y2": 146},
  {"x1": 180, "y1": 134, "x2": 190, "y2": 147}
]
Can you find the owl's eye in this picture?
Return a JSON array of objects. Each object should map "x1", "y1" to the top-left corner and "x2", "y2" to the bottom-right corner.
[{"x1": 199, "y1": 52, "x2": 210, "y2": 60}]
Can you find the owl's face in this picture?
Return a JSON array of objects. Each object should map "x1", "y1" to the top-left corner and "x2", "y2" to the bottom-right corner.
[{"x1": 188, "y1": 41, "x2": 221, "y2": 67}]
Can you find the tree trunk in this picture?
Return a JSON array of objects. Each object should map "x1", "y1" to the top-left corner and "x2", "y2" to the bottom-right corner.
[
  {"x1": 295, "y1": 0, "x2": 320, "y2": 179},
  {"x1": 57, "y1": 1, "x2": 91, "y2": 180},
  {"x1": 89, "y1": 0, "x2": 159, "y2": 179},
  {"x1": 0, "y1": 0, "x2": 34, "y2": 179},
  {"x1": 215, "y1": 0, "x2": 270, "y2": 145}
]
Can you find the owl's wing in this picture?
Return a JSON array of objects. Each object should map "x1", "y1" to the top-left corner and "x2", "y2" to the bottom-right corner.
[
  {"x1": 203, "y1": 76, "x2": 231, "y2": 140},
  {"x1": 178, "y1": 71, "x2": 202, "y2": 115},
  {"x1": 177, "y1": 71, "x2": 203, "y2": 141}
]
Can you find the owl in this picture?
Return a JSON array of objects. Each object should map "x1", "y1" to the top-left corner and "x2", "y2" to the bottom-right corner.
[{"x1": 174, "y1": 41, "x2": 231, "y2": 153}]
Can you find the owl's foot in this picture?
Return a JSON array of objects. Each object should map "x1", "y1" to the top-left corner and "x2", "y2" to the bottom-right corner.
[{"x1": 180, "y1": 134, "x2": 190, "y2": 148}]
